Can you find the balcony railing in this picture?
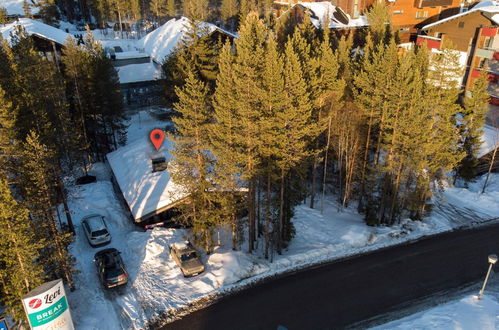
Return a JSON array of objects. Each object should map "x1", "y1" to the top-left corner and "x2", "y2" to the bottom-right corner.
[
  {"x1": 471, "y1": 68, "x2": 499, "y2": 83},
  {"x1": 414, "y1": 0, "x2": 452, "y2": 8},
  {"x1": 476, "y1": 48, "x2": 496, "y2": 60},
  {"x1": 416, "y1": 35, "x2": 441, "y2": 50},
  {"x1": 481, "y1": 27, "x2": 498, "y2": 37}
]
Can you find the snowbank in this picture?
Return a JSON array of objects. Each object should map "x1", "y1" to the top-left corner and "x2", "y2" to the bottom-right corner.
[
  {"x1": 371, "y1": 294, "x2": 499, "y2": 329},
  {"x1": 0, "y1": 18, "x2": 71, "y2": 45}
]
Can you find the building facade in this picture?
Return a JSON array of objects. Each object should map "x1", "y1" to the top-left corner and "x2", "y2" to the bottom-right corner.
[
  {"x1": 388, "y1": 0, "x2": 464, "y2": 42},
  {"x1": 418, "y1": 2, "x2": 498, "y2": 107}
]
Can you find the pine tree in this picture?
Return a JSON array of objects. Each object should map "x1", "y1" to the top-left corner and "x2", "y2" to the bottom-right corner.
[
  {"x1": 61, "y1": 37, "x2": 92, "y2": 172},
  {"x1": 37, "y1": 0, "x2": 59, "y2": 25},
  {"x1": 366, "y1": 1, "x2": 392, "y2": 46},
  {"x1": 0, "y1": 87, "x2": 18, "y2": 173},
  {"x1": 212, "y1": 13, "x2": 267, "y2": 253},
  {"x1": 0, "y1": 177, "x2": 45, "y2": 322},
  {"x1": 182, "y1": 0, "x2": 208, "y2": 21},
  {"x1": 167, "y1": 0, "x2": 176, "y2": 17},
  {"x1": 19, "y1": 131, "x2": 75, "y2": 290},
  {"x1": 0, "y1": 7, "x2": 8, "y2": 25},
  {"x1": 8, "y1": 27, "x2": 73, "y2": 163},
  {"x1": 171, "y1": 72, "x2": 222, "y2": 252},
  {"x1": 162, "y1": 19, "x2": 221, "y2": 104},
  {"x1": 274, "y1": 40, "x2": 315, "y2": 249},
  {"x1": 457, "y1": 71, "x2": 490, "y2": 182},
  {"x1": 259, "y1": 34, "x2": 286, "y2": 257},
  {"x1": 23, "y1": 0, "x2": 32, "y2": 18},
  {"x1": 150, "y1": 0, "x2": 169, "y2": 21},
  {"x1": 221, "y1": 0, "x2": 238, "y2": 30}
]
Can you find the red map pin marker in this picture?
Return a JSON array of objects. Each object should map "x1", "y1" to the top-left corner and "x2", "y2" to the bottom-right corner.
[{"x1": 150, "y1": 129, "x2": 165, "y2": 151}]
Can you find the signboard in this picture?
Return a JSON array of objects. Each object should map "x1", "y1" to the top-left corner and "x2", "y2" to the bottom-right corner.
[
  {"x1": 21, "y1": 280, "x2": 74, "y2": 330},
  {"x1": 0, "y1": 318, "x2": 8, "y2": 330}
]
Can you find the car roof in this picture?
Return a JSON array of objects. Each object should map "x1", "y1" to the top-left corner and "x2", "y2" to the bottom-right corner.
[
  {"x1": 94, "y1": 248, "x2": 119, "y2": 259},
  {"x1": 172, "y1": 241, "x2": 196, "y2": 253},
  {"x1": 83, "y1": 214, "x2": 106, "y2": 232}
]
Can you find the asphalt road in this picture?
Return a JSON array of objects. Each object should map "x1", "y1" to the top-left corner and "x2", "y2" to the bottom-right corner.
[{"x1": 161, "y1": 222, "x2": 499, "y2": 330}]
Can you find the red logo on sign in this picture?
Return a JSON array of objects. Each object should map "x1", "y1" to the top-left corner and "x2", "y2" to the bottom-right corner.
[{"x1": 28, "y1": 298, "x2": 42, "y2": 309}]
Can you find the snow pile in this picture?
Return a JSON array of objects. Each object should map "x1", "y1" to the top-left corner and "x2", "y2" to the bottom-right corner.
[
  {"x1": 0, "y1": 18, "x2": 71, "y2": 45},
  {"x1": 106, "y1": 134, "x2": 186, "y2": 222},
  {"x1": 2, "y1": 0, "x2": 40, "y2": 16},
  {"x1": 371, "y1": 294, "x2": 499, "y2": 329},
  {"x1": 118, "y1": 62, "x2": 163, "y2": 84}
]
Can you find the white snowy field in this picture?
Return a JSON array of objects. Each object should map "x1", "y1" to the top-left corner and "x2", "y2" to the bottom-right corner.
[
  {"x1": 372, "y1": 294, "x2": 499, "y2": 330},
  {"x1": 64, "y1": 110, "x2": 499, "y2": 329}
]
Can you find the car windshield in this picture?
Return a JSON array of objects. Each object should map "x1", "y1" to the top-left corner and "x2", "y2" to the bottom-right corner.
[
  {"x1": 105, "y1": 267, "x2": 123, "y2": 279},
  {"x1": 180, "y1": 252, "x2": 197, "y2": 262},
  {"x1": 92, "y1": 229, "x2": 108, "y2": 237}
]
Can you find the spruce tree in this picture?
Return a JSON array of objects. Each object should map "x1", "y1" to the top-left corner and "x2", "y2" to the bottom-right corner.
[
  {"x1": 457, "y1": 71, "x2": 490, "y2": 182},
  {"x1": 0, "y1": 177, "x2": 45, "y2": 322},
  {"x1": 275, "y1": 41, "x2": 315, "y2": 249},
  {"x1": 171, "y1": 72, "x2": 222, "y2": 252},
  {"x1": 259, "y1": 34, "x2": 286, "y2": 257},
  {"x1": 212, "y1": 13, "x2": 267, "y2": 253},
  {"x1": 0, "y1": 7, "x2": 8, "y2": 25},
  {"x1": 182, "y1": 0, "x2": 208, "y2": 21},
  {"x1": 150, "y1": 0, "x2": 169, "y2": 21},
  {"x1": 221, "y1": 0, "x2": 238, "y2": 30},
  {"x1": 167, "y1": 0, "x2": 176, "y2": 17},
  {"x1": 19, "y1": 131, "x2": 75, "y2": 290},
  {"x1": 210, "y1": 42, "x2": 245, "y2": 250}
]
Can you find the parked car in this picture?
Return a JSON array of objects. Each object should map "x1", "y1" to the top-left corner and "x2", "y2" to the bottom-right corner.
[
  {"x1": 81, "y1": 214, "x2": 111, "y2": 247},
  {"x1": 94, "y1": 248, "x2": 128, "y2": 289},
  {"x1": 169, "y1": 241, "x2": 205, "y2": 277}
]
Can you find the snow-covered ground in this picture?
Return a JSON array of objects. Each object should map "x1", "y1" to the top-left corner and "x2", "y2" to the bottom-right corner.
[
  {"x1": 372, "y1": 294, "x2": 499, "y2": 329},
  {"x1": 65, "y1": 109, "x2": 499, "y2": 329},
  {"x1": 2, "y1": 0, "x2": 39, "y2": 16}
]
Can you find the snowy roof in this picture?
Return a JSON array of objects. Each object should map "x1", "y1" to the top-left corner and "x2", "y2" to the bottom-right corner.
[
  {"x1": 479, "y1": 125, "x2": 499, "y2": 158},
  {"x1": 106, "y1": 136, "x2": 187, "y2": 221},
  {"x1": 277, "y1": 1, "x2": 368, "y2": 29},
  {"x1": 2, "y1": 0, "x2": 40, "y2": 16},
  {"x1": 0, "y1": 18, "x2": 72, "y2": 45},
  {"x1": 422, "y1": 0, "x2": 499, "y2": 30},
  {"x1": 138, "y1": 16, "x2": 237, "y2": 64},
  {"x1": 117, "y1": 62, "x2": 163, "y2": 84}
]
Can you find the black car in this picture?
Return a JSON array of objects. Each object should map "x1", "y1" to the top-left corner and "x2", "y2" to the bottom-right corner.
[{"x1": 94, "y1": 248, "x2": 128, "y2": 289}]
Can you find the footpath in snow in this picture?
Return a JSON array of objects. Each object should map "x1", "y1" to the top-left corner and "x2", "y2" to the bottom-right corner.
[{"x1": 65, "y1": 109, "x2": 499, "y2": 329}]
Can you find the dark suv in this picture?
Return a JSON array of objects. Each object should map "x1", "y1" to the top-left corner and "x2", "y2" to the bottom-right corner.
[{"x1": 94, "y1": 248, "x2": 128, "y2": 289}]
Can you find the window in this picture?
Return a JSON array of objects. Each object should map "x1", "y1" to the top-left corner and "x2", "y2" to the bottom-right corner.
[
  {"x1": 415, "y1": 11, "x2": 428, "y2": 19},
  {"x1": 484, "y1": 36, "x2": 493, "y2": 48},
  {"x1": 458, "y1": 21, "x2": 465, "y2": 28},
  {"x1": 393, "y1": 10, "x2": 404, "y2": 14}
]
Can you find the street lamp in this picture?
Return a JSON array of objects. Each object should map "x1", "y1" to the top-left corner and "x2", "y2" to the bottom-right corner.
[{"x1": 478, "y1": 254, "x2": 498, "y2": 299}]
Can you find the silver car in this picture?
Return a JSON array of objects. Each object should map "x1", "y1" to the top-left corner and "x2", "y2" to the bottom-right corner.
[
  {"x1": 169, "y1": 241, "x2": 205, "y2": 277},
  {"x1": 81, "y1": 214, "x2": 111, "y2": 247}
]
